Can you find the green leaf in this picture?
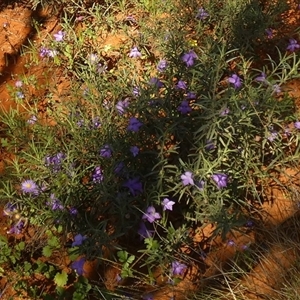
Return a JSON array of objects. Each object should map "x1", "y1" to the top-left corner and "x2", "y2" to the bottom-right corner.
[
  {"x1": 127, "y1": 255, "x2": 135, "y2": 264},
  {"x1": 117, "y1": 250, "x2": 128, "y2": 263},
  {"x1": 42, "y1": 245, "x2": 53, "y2": 257},
  {"x1": 54, "y1": 271, "x2": 68, "y2": 287},
  {"x1": 16, "y1": 241, "x2": 25, "y2": 251},
  {"x1": 24, "y1": 261, "x2": 32, "y2": 272},
  {"x1": 48, "y1": 236, "x2": 59, "y2": 248}
]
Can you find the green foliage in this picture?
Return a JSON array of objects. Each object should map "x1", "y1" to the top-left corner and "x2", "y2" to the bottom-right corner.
[{"x1": 54, "y1": 271, "x2": 68, "y2": 287}]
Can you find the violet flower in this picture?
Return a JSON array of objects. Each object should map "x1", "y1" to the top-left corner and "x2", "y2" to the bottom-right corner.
[
  {"x1": 72, "y1": 234, "x2": 87, "y2": 247},
  {"x1": 116, "y1": 98, "x2": 130, "y2": 115},
  {"x1": 294, "y1": 121, "x2": 300, "y2": 129},
  {"x1": 7, "y1": 219, "x2": 25, "y2": 234},
  {"x1": 130, "y1": 146, "x2": 139, "y2": 157},
  {"x1": 162, "y1": 198, "x2": 175, "y2": 211},
  {"x1": 287, "y1": 39, "x2": 300, "y2": 52},
  {"x1": 92, "y1": 166, "x2": 104, "y2": 183},
  {"x1": 267, "y1": 131, "x2": 278, "y2": 142},
  {"x1": 265, "y1": 28, "x2": 273, "y2": 39},
  {"x1": 142, "y1": 206, "x2": 161, "y2": 223},
  {"x1": 272, "y1": 84, "x2": 281, "y2": 94},
  {"x1": 157, "y1": 59, "x2": 168, "y2": 72},
  {"x1": 100, "y1": 144, "x2": 112, "y2": 158},
  {"x1": 129, "y1": 47, "x2": 141, "y2": 58},
  {"x1": 15, "y1": 80, "x2": 23, "y2": 88},
  {"x1": 196, "y1": 180, "x2": 205, "y2": 191},
  {"x1": 178, "y1": 100, "x2": 192, "y2": 114},
  {"x1": 47, "y1": 194, "x2": 64, "y2": 210},
  {"x1": 186, "y1": 91, "x2": 196, "y2": 100},
  {"x1": 149, "y1": 77, "x2": 164, "y2": 89},
  {"x1": 27, "y1": 115, "x2": 37, "y2": 124},
  {"x1": 181, "y1": 50, "x2": 198, "y2": 67},
  {"x1": 220, "y1": 107, "x2": 230, "y2": 116},
  {"x1": 71, "y1": 257, "x2": 85, "y2": 276},
  {"x1": 138, "y1": 222, "x2": 154, "y2": 240},
  {"x1": 21, "y1": 180, "x2": 39, "y2": 195},
  {"x1": 176, "y1": 80, "x2": 187, "y2": 90},
  {"x1": 127, "y1": 117, "x2": 143, "y2": 132},
  {"x1": 255, "y1": 72, "x2": 267, "y2": 83},
  {"x1": 228, "y1": 74, "x2": 242, "y2": 89},
  {"x1": 53, "y1": 30, "x2": 65, "y2": 42},
  {"x1": 196, "y1": 8, "x2": 209, "y2": 20},
  {"x1": 212, "y1": 173, "x2": 228, "y2": 189},
  {"x1": 171, "y1": 261, "x2": 187, "y2": 276},
  {"x1": 123, "y1": 177, "x2": 143, "y2": 196},
  {"x1": 181, "y1": 171, "x2": 194, "y2": 186}
]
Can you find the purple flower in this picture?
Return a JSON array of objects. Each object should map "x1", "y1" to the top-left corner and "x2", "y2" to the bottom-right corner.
[
  {"x1": 178, "y1": 100, "x2": 192, "y2": 114},
  {"x1": 186, "y1": 91, "x2": 196, "y2": 100},
  {"x1": 133, "y1": 86, "x2": 141, "y2": 97},
  {"x1": 228, "y1": 74, "x2": 242, "y2": 89},
  {"x1": 130, "y1": 146, "x2": 139, "y2": 157},
  {"x1": 114, "y1": 161, "x2": 125, "y2": 175},
  {"x1": 157, "y1": 59, "x2": 168, "y2": 72},
  {"x1": 7, "y1": 219, "x2": 25, "y2": 234},
  {"x1": 21, "y1": 180, "x2": 39, "y2": 195},
  {"x1": 196, "y1": 8, "x2": 209, "y2": 20},
  {"x1": 100, "y1": 144, "x2": 112, "y2": 158},
  {"x1": 47, "y1": 194, "x2": 64, "y2": 210},
  {"x1": 176, "y1": 80, "x2": 187, "y2": 90},
  {"x1": 267, "y1": 131, "x2": 278, "y2": 142},
  {"x1": 162, "y1": 198, "x2": 175, "y2": 211},
  {"x1": 39, "y1": 47, "x2": 57, "y2": 58},
  {"x1": 27, "y1": 115, "x2": 37, "y2": 124},
  {"x1": 123, "y1": 177, "x2": 143, "y2": 196},
  {"x1": 181, "y1": 171, "x2": 194, "y2": 186},
  {"x1": 220, "y1": 107, "x2": 230, "y2": 116},
  {"x1": 71, "y1": 257, "x2": 85, "y2": 276},
  {"x1": 294, "y1": 121, "x2": 300, "y2": 129},
  {"x1": 255, "y1": 72, "x2": 267, "y2": 83},
  {"x1": 182, "y1": 50, "x2": 198, "y2": 67},
  {"x1": 227, "y1": 239, "x2": 235, "y2": 246},
  {"x1": 15, "y1": 80, "x2": 23, "y2": 88},
  {"x1": 53, "y1": 30, "x2": 65, "y2": 42},
  {"x1": 149, "y1": 77, "x2": 164, "y2": 89},
  {"x1": 91, "y1": 117, "x2": 101, "y2": 129},
  {"x1": 39, "y1": 47, "x2": 50, "y2": 58},
  {"x1": 245, "y1": 220, "x2": 254, "y2": 228},
  {"x1": 127, "y1": 117, "x2": 143, "y2": 132},
  {"x1": 287, "y1": 38, "x2": 300, "y2": 52},
  {"x1": 273, "y1": 84, "x2": 281, "y2": 94},
  {"x1": 45, "y1": 152, "x2": 65, "y2": 172},
  {"x1": 196, "y1": 180, "x2": 205, "y2": 191},
  {"x1": 205, "y1": 140, "x2": 216, "y2": 151},
  {"x1": 171, "y1": 261, "x2": 187, "y2": 276},
  {"x1": 212, "y1": 173, "x2": 228, "y2": 189},
  {"x1": 96, "y1": 63, "x2": 107, "y2": 74},
  {"x1": 72, "y1": 234, "x2": 87, "y2": 247},
  {"x1": 69, "y1": 207, "x2": 78, "y2": 216},
  {"x1": 3, "y1": 203, "x2": 18, "y2": 216},
  {"x1": 138, "y1": 222, "x2": 154, "y2": 240},
  {"x1": 265, "y1": 28, "x2": 273, "y2": 39},
  {"x1": 129, "y1": 47, "x2": 141, "y2": 58},
  {"x1": 116, "y1": 98, "x2": 130, "y2": 115},
  {"x1": 16, "y1": 91, "x2": 24, "y2": 99},
  {"x1": 87, "y1": 53, "x2": 98, "y2": 64},
  {"x1": 92, "y1": 166, "x2": 104, "y2": 183},
  {"x1": 142, "y1": 206, "x2": 161, "y2": 223}
]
